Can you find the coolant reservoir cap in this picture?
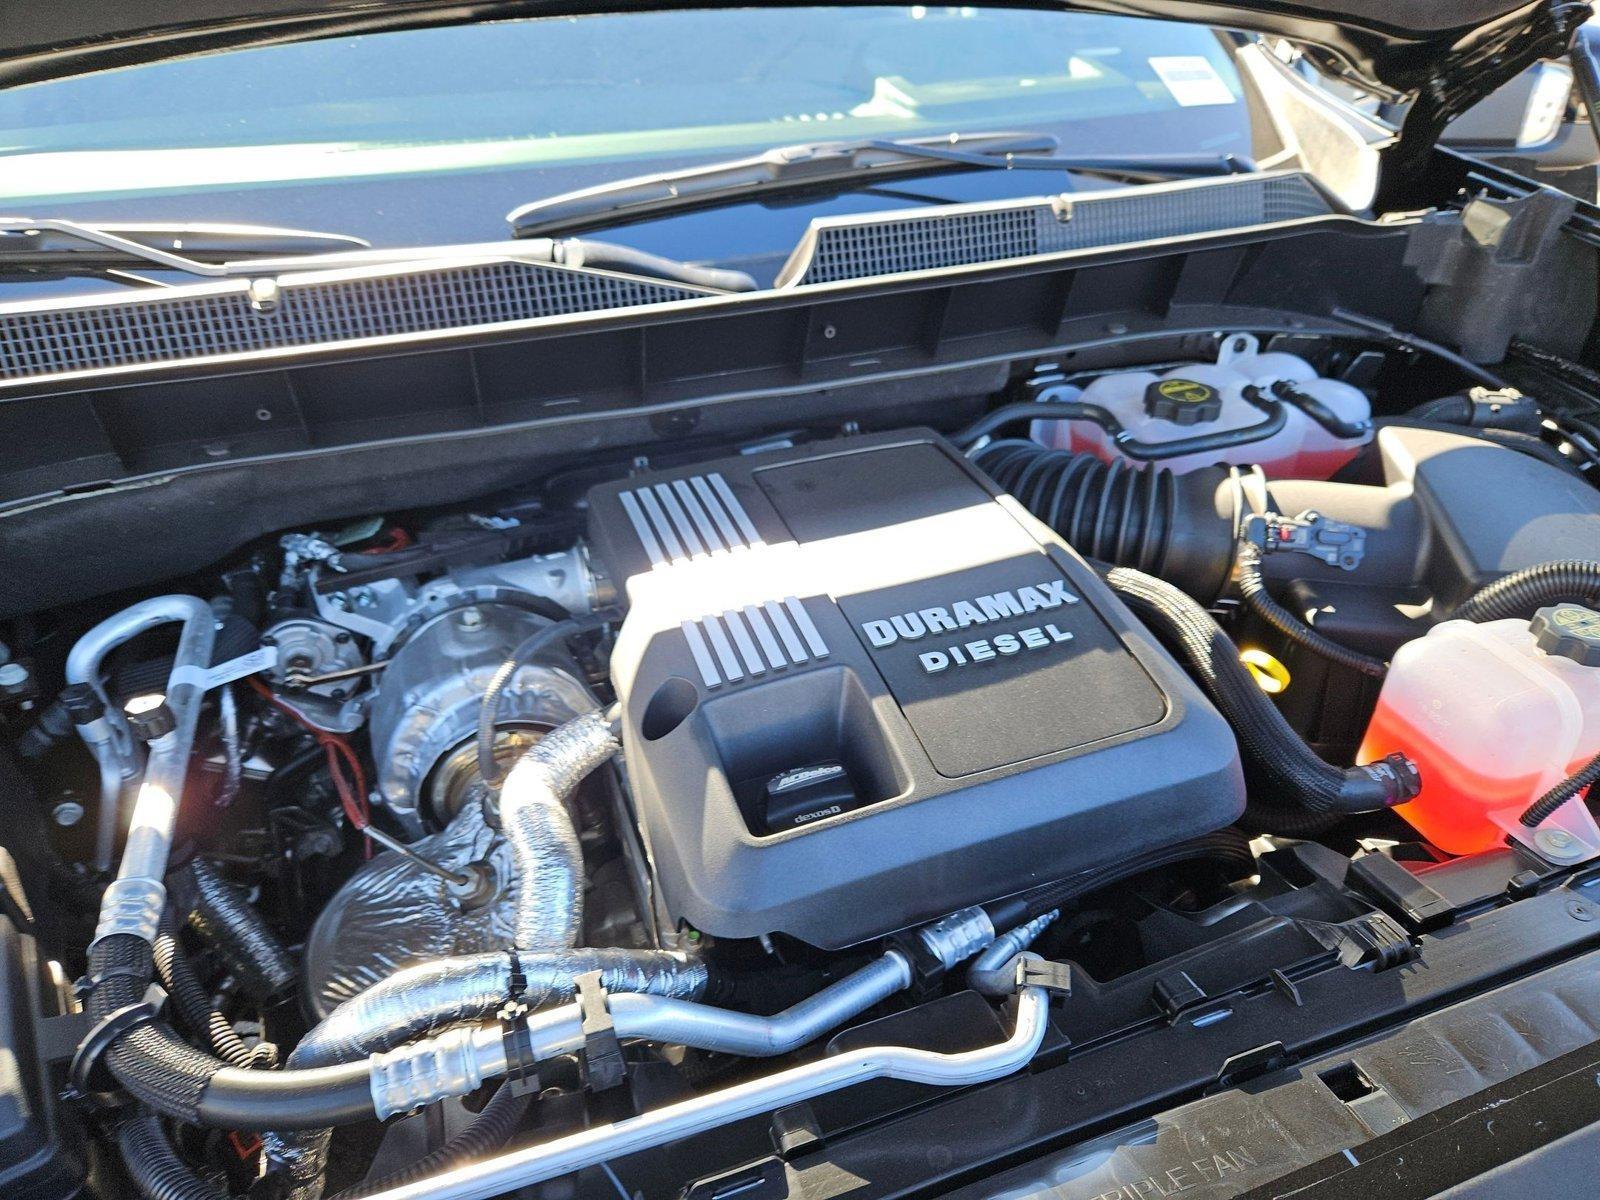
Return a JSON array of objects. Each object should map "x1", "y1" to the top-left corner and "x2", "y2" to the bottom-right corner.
[
  {"x1": 1531, "y1": 603, "x2": 1600, "y2": 667},
  {"x1": 1143, "y1": 377, "x2": 1223, "y2": 426}
]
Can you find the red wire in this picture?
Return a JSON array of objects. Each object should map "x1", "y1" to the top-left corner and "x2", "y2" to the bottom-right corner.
[{"x1": 246, "y1": 676, "x2": 372, "y2": 856}]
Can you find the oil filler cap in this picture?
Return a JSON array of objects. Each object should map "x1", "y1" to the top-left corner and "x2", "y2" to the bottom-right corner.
[
  {"x1": 760, "y1": 761, "x2": 858, "y2": 833},
  {"x1": 1143, "y1": 377, "x2": 1223, "y2": 426},
  {"x1": 1531, "y1": 603, "x2": 1600, "y2": 667}
]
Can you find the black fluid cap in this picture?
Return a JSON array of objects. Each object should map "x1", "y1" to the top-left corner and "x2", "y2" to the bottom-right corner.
[
  {"x1": 1531, "y1": 603, "x2": 1600, "y2": 667},
  {"x1": 1143, "y1": 376, "x2": 1224, "y2": 426},
  {"x1": 123, "y1": 693, "x2": 176, "y2": 742}
]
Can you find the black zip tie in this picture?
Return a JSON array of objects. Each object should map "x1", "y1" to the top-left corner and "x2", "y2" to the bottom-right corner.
[{"x1": 506, "y1": 949, "x2": 527, "y2": 1002}]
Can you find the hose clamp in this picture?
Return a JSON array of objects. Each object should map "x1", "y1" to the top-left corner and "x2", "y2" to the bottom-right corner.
[
  {"x1": 90, "y1": 878, "x2": 166, "y2": 947},
  {"x1": 916, "y1": 906, "x2": 996, "y2": 969}
]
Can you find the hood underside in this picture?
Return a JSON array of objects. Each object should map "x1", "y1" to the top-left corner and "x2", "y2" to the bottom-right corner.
[
  {"x1": 0, "y1": 0, "x2": 1581, "y2": 93},
  {"x1": 0, "y1": 0, "x2": 1591, "y2": 211}
]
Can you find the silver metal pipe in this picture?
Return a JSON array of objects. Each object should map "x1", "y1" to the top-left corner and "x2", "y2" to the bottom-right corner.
[
  {"x1": 609, "y1": 952, "x2": 911, "y2": 1057},
  {"x1": 82, "y1": 715, "x2": 138, "y2": 872},
  {"x1": 69, "y1": 596, "x2": 216, "y2": 945},
  {"x1": 365, "y1": 988, "x2": 1052, "y2": 1200},
  {"x1": 969, "y1": 912, "x2": 1059, "y2": 996},
  {"x1": 505, "y1": 952, "x2": 912, "y2": 1066}
]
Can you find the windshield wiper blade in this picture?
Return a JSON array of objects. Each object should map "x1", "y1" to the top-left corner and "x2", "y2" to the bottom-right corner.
[
  {"x1": 0, "y1": 217, "x2": 371, "y2": 277},
  {"x1": 508, "y1": 132, "x2": 1248, "y2": 238}
]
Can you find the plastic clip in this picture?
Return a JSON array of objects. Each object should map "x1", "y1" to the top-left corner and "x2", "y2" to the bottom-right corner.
[
  {"x1": 574, "y1": 970, "x2": 626, "y2": 1092},
  {"x1": 1015, "y1": 956, "x2": 1072, "y2": 997},
  {"x1": 66, "y1": 983, "x2": 166, "y2": 1101}
]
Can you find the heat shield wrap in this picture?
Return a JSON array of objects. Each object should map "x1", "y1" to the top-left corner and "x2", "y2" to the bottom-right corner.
[{"x1": 302, "y1": 802, "x2": 517, "y2": 1020}]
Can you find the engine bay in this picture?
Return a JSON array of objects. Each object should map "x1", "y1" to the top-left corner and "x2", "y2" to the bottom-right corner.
[{"x1": 7, "y1": 307, "x2": 1600, "y2": 1200}]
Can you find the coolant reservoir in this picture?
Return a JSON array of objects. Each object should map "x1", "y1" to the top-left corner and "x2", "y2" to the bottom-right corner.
[
  {"x1": 1033, "y1": 333, "x2": 1371, "y2": 479},
  {"x1": 1358, "y1": 604, "x2": 1600, "y2": 858}
]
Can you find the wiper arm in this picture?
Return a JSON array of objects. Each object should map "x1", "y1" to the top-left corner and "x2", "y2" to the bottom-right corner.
[
  {"x1": 508, "y1": 132, "x2": 1248, "y2": 238},
  {"x1": 0, "y1": 217, "x2": 371, "y2": 277}
]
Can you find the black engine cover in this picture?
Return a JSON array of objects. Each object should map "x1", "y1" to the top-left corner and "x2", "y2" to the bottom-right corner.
[{"x1": 587, "y1": 430, "x2": 1243, "y2": 947}]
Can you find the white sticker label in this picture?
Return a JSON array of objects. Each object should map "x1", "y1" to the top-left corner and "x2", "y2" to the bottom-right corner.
[
  {"x1": 1148, "y1": 56, "x2": 1235, "y2": 107},
  {"x1": 168, "y1": 645, "x2": 279, "y2": 693}
]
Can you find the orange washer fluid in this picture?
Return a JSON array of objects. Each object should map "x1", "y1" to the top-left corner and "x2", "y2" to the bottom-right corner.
[{"x1": 1358, "y1": 607, "x2": 1600, "y2": 856}]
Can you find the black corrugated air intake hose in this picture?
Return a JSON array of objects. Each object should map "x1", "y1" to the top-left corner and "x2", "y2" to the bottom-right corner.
[
  {"x1": 976, "y1": 440, "x2": 1386, "y2": 676},
  {"x1": 1101, "y1": 566, "x2": 1420, "y2": 834},
  {"x1": 972, "y1": 440, "x2": 1239, "y2": 600},
  {"x1": 1452, "y1": 561, "x2": 1600, "y2": 623}
]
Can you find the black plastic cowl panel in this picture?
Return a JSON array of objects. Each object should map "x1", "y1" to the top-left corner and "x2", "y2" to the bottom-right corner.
[{"x1": 587, "y1": 429, "x2": 1245, "y2": 947}]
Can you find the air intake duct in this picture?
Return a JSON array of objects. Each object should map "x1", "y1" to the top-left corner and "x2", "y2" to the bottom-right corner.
[{"x1": 972, "y1": 440, "x2": 1241, "y2": 600}]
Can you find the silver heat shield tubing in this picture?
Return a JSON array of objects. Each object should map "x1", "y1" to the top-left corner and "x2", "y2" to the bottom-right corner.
[
  {"x1": 265, "y1": 949, "x2": 705, "y2": 1200},
  {"x1": 496, "y1": 708, "x2": 619, "y2": 950}
]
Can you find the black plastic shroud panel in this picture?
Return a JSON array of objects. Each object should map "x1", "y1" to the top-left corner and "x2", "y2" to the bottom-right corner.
[
  {"x1": 587, "y1": 429, "x2": 1244, "y2": 947},
  {"x1": 0, "y1": 219, "x2": 1419, "y2": 510}
]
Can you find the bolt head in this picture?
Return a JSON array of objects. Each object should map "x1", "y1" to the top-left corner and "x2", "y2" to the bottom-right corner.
[
  {"x1": 1535, "y1": 827, "x2": 1586, "y2": 861},
  {"x1": 0, "y1": 662, "x2": 28, "y2": 687}
]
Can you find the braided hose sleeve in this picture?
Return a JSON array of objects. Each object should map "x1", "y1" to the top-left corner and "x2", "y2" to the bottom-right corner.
[
  {"x1": 1103, "y1": 566, "x2": 1419, "y2": 819},
  {"x1": 1235, "y1": 541, "x2": 1388, "y2": 679}
]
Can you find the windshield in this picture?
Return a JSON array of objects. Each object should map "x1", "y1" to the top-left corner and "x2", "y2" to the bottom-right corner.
[{"x1": 0, "y1": 7, "x2": 1254, "y2": 269}]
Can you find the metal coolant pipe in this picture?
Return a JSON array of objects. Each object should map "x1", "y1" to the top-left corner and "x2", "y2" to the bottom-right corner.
[
  {"x1": 366, "y1": 988, "x2": 1050, "y2": 1200},
  {"x1": 67, "y1": 595, "x2": 217, "y2": 943},
  {"x1": 499, "y1": 951, "x2": 915, "y2": 1064}
]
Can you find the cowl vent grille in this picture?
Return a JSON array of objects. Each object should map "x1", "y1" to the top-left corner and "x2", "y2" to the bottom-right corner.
[
  {"x1": 778, "y1": 172, "x2": 1334, "y2": 286},
  {"x1": 0, "y1": 258, "x2": 713, "y2": 383}
]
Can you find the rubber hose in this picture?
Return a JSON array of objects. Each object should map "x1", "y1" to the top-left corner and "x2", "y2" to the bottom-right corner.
[
  {"x1": 186, "y1": 859, "x2": 297, "y2": 1004},
  {"x1": 1452, "y1": 561, "x2": 1600, "y2": 623},
  {"x1": 15, "y1": 698, "x2": 72, "y2": 759},
  {"x1": 117, "y1": 1115, "x2": 225, "y2": 1200},
  {"x1": 1404, "y1": 392, "x2": 1542, "y2": 434},
  {"x1": 1235, "y1": 540, "x2": 1388, "y2": 678},
  {"x1": 1103, "y1": 566, "x2": 1420, "y2": 820},
  {"x1": 552, "y1": 239, "x2": 759, "y2": 294},
  {"x1": 1521, "y1": 751, "x2": 1600, "y2": 827},
  {"x1": 84, "y1": 933, "x2": 376, "y2": 1130},
  {"x1": 475, "y1": 608, "x2": 619, "y2": 789},
  {"x1": 153, "y1": 909, "x2": 273, "y2": 1070},
  {"x1": 329, "y1": 1084, "x2": 534, "y2": 1200}
]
